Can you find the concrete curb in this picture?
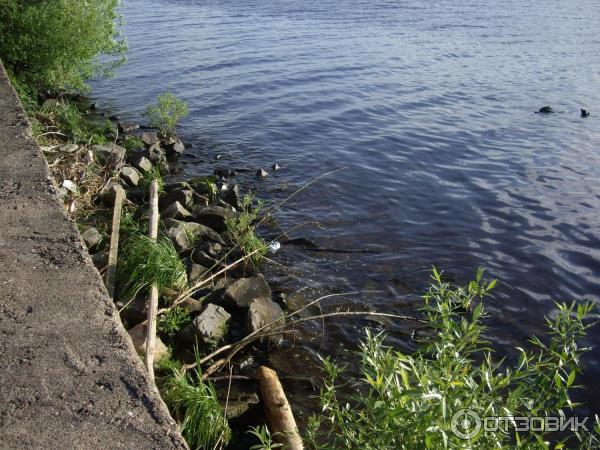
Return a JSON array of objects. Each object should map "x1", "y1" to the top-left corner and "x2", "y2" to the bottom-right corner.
[{"x1": 0, "y1": 63, "x2": 187, "y2": 449}]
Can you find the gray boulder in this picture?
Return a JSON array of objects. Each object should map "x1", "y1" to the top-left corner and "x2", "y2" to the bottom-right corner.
[
  {"x1": 81, "y1": 227, "x2": 103, "y2": 252},
  {"x1": 192, "y1": 205, "x2": 236, "y2": 232},
  {"x1": 59, "y1": 143, "x2": 79, "y2": 154},
  {"x1": 141, "y1": 131, "x2": 159, "y2": 146},
  {"x1": 223, "y1": 275, "x2": 271, "y2": 309},
  {"x1": 177, "y1": 304, "x2": 231, "y2": 349},
  {"x1": 187, "y1": 263, "x2": 209, "y2": 285},
  {"x1": 99, "y1": 181, "x2": 125, "y2": 206},
  {"x1": 159, "y1": 189, "x2": 193, "y2": 209},
  {"x1": 127, "y1": 323, "x2": 169, "y2": 364},
  {"x1": 166, "y1": 220, "x2": 224, "y2": 253},
  {"x1": 119, "y1": 165, "x2": 141, "y2": 187},
  {"x1": 134, "y1": 156, "x2": 153, "y2": 174},
  {"x1": 247, "y1": 297, "x2": 284, "y2": 337},
  {"x1": 163, "y1": 201, "x2": 192, "y2": 220},
  {"x1": 92, "y1": 144, "x2": 126, "y2": 168}
]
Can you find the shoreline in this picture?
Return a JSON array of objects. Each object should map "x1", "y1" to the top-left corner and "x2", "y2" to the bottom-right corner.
[{"x1": 37, "y1": 89, "x2": 301, "y2": 448}]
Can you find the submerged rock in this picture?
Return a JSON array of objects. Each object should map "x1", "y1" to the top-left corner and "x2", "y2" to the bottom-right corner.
[
  {"x1": 537, "y1": 106, "x2": 554, "y2": 114},
  {"x1": 81, "y1": 227, "x2": 102, "y2": 253},
  {"x1": 256, "y1": 168, "x2": 268, "y2": 178},
  {"x1": 223, "y1": 275, "x2": 271, "y2": 309},
  {"x1": 272, "y1": 162, "x2": 281, "y2": 171},
  {"x1": 581, "y1": 108, "x2": 590, "y2": 118}
]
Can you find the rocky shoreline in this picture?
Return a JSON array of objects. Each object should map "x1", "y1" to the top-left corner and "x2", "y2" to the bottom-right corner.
[{"x1": 40, "y1": 98, "x2": 296, "y2": 448}]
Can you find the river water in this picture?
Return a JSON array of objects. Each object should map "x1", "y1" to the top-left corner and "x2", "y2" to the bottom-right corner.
[{"x1": 92, "y1": 0, "x2": 600, "y2": 415}]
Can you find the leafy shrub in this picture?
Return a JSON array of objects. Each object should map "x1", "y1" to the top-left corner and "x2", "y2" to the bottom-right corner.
[
  {"x1": 158, "y1": 306, "x2": 191, "y2": 339},
  {"x1": 143, "y1": 91, "x2": 189, "y2": 137},
  {"x1": 306, "y1": 269, "x2": 599, "y2": 449},
  {"x1": 0, "y1": 0, "x2": 126, "y2": 100},
  {"x1": 161, "y1": 357, "x2": 231, "y2": 449},
  {"x1": 225, "y1": 193, "x2": 267, "y2": 265}
]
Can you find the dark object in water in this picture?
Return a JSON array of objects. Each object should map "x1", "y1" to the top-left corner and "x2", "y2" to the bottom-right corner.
[
  {"x1": 536, "y1": 106, "x2": 554, "y2": 114},
  {"x1": 581, "y1": 108, "x2": 590, "y2": 118},
  {"x1": 272, "y1": 162, "x2": 281, "y2": 171},
  {"x1": 256, "y1": 168, "x2": 268, "y2": 178}
]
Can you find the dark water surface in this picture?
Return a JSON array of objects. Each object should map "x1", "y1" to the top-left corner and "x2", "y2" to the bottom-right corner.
[{"x1": 92, "y1": 0, "x2": 600, "y2": 414}]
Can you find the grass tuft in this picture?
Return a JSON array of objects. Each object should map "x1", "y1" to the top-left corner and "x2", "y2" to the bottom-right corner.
[
  {"x1": 118, "y1": 233, "x2": 187, "y2": 300},
  {"x1": 161, "y1": 355, "x2": 231, "y2": 449},
  {"x1": 225, "y1": 193, "x2": 267, "y2": 265}
]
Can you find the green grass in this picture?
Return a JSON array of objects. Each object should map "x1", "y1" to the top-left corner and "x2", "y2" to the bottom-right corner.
[
  {"x1": 122, "y1": 135, "x2": 145, "y2": 151},
  {"x1": 225, "y1": 193, "x2": 267, "y2": 265},
  {"x1": 158, "y1": 306, "x2": 191, "y2": 339},
  {"x1": 305, "y1": 269, "x2": 599, "y2": 449},
  {"x1": 118, "y1": 233, "x2": 187, "y2": 300},
  {"x1": 161, "y1": 356, "x2": 231, "y2": 449}
]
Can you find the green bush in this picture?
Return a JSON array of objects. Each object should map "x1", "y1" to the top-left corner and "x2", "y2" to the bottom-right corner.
[
  {"x1": 158, "y1": 306, "x2": 191, "y2": 339},
  {"x1": 0, "y1": 0, "x2": 126, "y2": 101},
  {"x1": 225, "y1": 193, "x2": 267, "y2": 265},
  {"x1": 306, "y1": 269, "x2": 599, "y2": 449},
  {"x1": 143, "y1": 91, "x2": 189, "y2": 137}
]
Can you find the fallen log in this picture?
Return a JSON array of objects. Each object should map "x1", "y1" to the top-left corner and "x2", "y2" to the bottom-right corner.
[{"x1": 256, "y1": 365, "x2": 303, "y2": 450}]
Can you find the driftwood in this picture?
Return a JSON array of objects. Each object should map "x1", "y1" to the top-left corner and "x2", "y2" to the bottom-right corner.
[
  {"x1": 145, "y1": 180, "x2": 160, "y2": 385},
  {"x1": 257, "y1": 366, "x2": 304, "y2": 450},
  {"x1": 105, "y1": 185, "x2": 124, "y2": 298}
]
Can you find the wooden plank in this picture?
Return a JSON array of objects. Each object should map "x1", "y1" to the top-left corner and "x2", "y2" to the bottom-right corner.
[
  {"x1": 105, "y1": 186, "x2": 125, "y2": 299},
  {"x1": 145, "y1": 180, "x2": 160, "y2": 385}
]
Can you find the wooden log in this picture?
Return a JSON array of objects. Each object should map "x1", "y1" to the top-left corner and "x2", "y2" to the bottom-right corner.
[
  {"x1": 105, "y1": 185, "x2": 124, "y2": 299},
  {"x1": 145, "y1": 180, "x2": 160, "y2": 385},
  {"x1": 257, "y1": 365, "x2": 304, "y2": 450}
]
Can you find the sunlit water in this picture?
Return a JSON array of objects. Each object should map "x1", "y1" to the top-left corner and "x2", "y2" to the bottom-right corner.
[{"x1": 92, "y1": 0, "x2": 600, "y2": 415}]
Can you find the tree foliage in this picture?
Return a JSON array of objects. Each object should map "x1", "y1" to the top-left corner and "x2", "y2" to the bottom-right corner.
[
  {"x1": 306, "y1": 269, "x2": 599, "y2": 449},
  {"x1": 0, "y1": 0, "x2": 127, "y2": 100}
]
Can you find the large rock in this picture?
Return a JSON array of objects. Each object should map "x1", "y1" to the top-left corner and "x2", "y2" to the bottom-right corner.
[
  {"x1": 141, "y1": 131, "x2": 159, "y2": 146},
  {"x1": 163, "y1": 137, "x2": 185, "y2": 156},
  {"x1": 118, "y1": 121, "x2": 139, "y2": 133},
  {"x1": 115, "y1": 294, "x2": 148, "y2": 325},
  {"x1": 127, "y1": 323, "x2": 170, "y2": 364},
  {"x1": 148, "y1": 143, "x2": 166, "y2": 163},
  {"x1": 247, "y1": 297, "x2": 284, "y2": 338},
  {"x1": 119, "y1": 165, "x2": 141, "y2": 187},
  {"x1": 187, "y1": 263, "x2": 209, "y2": 285},
  {"x1": 163, "y1": 201, "x2": 192, "y2": 220},
  {"x1": 159, "y1": 189, "x2": 193, "y2": 209},
  {"x1": 191, "y1": 205, "x2": 236, "y2": 232},
  {"x1": 81, "y1": 227, "x2": 102, "y2": 252},
  {"x1": 92, "y1": 144, "x2": 126, "y2": 168},
  {"x1": 134, "y1": 156, "x2": 153, "y2": 174},
  {"x1": 99, "y1": 181, "x2": 125, "y2": 206},
  {"x1": 223, "y1": 275, "x2": 271, "y2": 309},
  {"x1": 166, "y1": 220, "x2": 224, "y2": 253},
  {"x1": 177, "y1": 304, "x2": 231, "y2": 349},
  {"x1": 221, "y1": 183, "x2": 241, "y2": 209}
]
